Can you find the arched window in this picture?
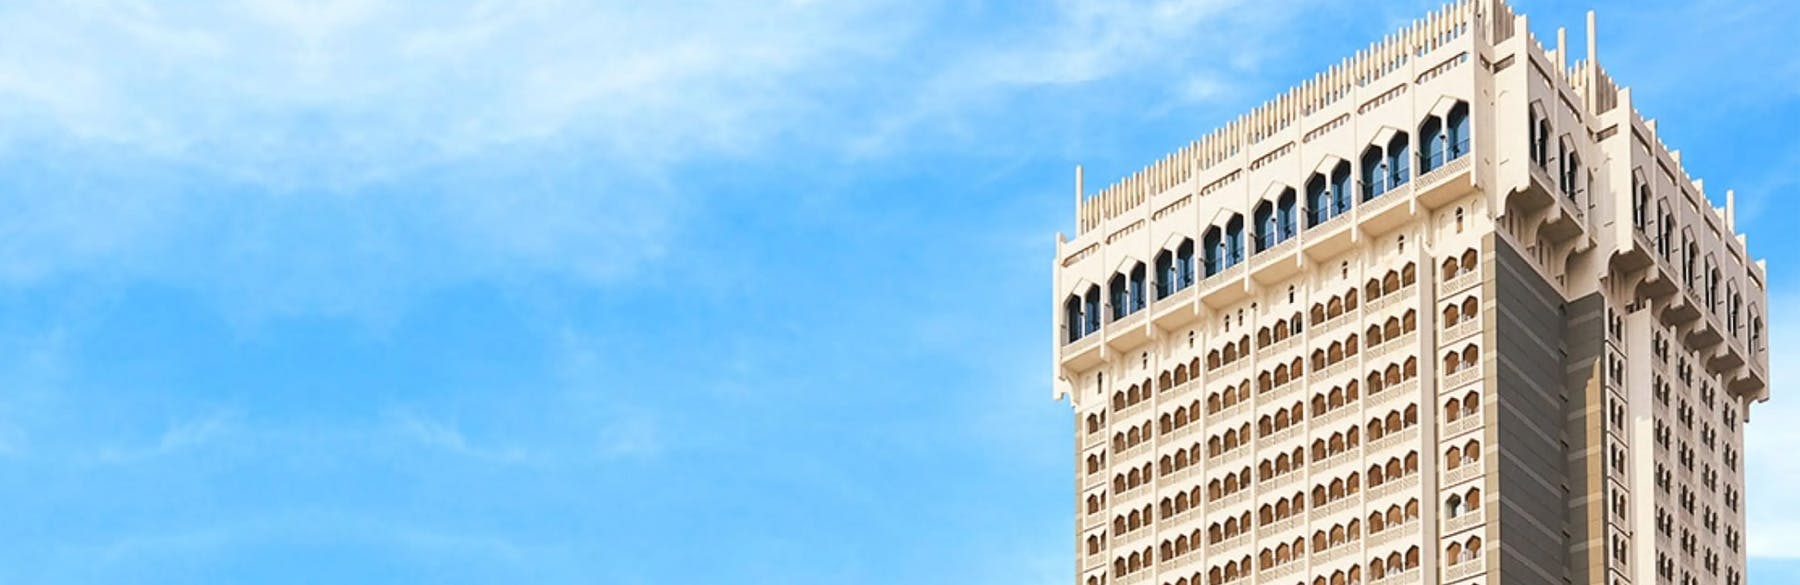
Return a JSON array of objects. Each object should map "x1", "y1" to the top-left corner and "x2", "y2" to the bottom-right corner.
[
  {"x1": 1277, "y1": 189, "x2": 1298, "y2": 240},
  {"x1": 1420, "y1": 115, "x2": 1445, "y2": 173},
  {"x1": 1254, "y1": 200, "x2": 1276, "y2": 252},
  {"x1": 1331, "y1": 161, "x2": 1353, "y2": 215},
  {"x1": 1176, "y1": 239, "x2": 1196, "y2": 288},
  {"x1": 1110, "y1": 273, "x2": 1129, "y2": 320},
  {"x1": 1360, "y1": 145, "x2": 1386, "y2": 201},
  {"x1": 1446, "y1": 102, "x2": 1470, "y2": 159},
  {"x1": 1307, "y1": 174, "x2": 1331, "y2": 227},
  {"x1": 1455, "y1": 207, "x2": 1465, "y2": 233},
  {"x1": 1531, "y1": 112, "x2": 1550, "y2": 169},
  {"x1": 1129, "y1": 263, "x2": 1147, "y2": 313},
  {"x1": 1387, "y1": 133, "x2": 1411, "y2": 189},
  {"x1": 1064, "y1": 295, "x2": 1083, "y2": 342},
  {"x1": 1224, "y1": 215, "x2": 1246, "y2": 267},
  {"x1": 1083, "y1": 285, "x2": 1101, "y2": 336},
  {"x1": 1203, "y1": 227, "x2": 1223, "y2": 276},
  {"x1": 1155, "y1": 250, "x2": 1175, "y2": 299}
]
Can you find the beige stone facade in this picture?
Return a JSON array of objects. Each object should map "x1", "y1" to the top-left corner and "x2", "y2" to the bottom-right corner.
[{"x1": 1050, "y1": 3, "x2": 1769, "y2": 585}]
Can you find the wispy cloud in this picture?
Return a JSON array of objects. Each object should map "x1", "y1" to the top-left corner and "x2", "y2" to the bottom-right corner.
[{"x1": 90, "y1": 410, "x2": 240, "y2": 465}]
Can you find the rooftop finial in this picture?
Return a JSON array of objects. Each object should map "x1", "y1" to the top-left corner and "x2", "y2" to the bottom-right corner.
[{"x1": 1586, "y1": 10, "x2": 1598, "y2": 65}]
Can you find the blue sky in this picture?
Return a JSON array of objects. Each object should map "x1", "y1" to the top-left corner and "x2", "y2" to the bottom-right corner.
[{"x1": 0, "y1": 0, "x2": 1795, "y2": 583}]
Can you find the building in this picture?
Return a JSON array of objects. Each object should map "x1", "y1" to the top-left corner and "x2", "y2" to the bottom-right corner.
[{"x1": 1049, "y1": 3, "x2": 1769, "y2": 585}]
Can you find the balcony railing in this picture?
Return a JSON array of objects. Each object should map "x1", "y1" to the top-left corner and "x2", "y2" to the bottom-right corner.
[
  {"x1": 1442, "y1": 318, "x2": 1479, "y2": 343},
  {"x1": 1159, "y1": 465, "x2": 1202, "y2": 488},
  {"x1": 1206, "y1": 532, "x2": 1251, "y2": 558},
  {"x1": 1316, "y1": 403, "x2": 1361, "y2": 430},
  {"x1": 1206, "y1": 401, "x2": 1251, "y2": 427},
  {"x1": 1259, "y1": 561, "x2": 1305, "y2": 583},
  {"x1": 1319, "y1": 358, "x2": 1361, "y2": 385},
  {"x1": 1443, "y1": 557, "x2": 1486, "y2": 582},
  {"x1": 1443, "y1": 364, "x2": 1481, "y2": 391},
  {"x1": 1440, "y1": 270, "x2": 1480, "y2": 296},
  {"x1": 1366, "y1": 285, "x2": 1416, "y2": 315},
  {"x1": 1443, "y1": 462, "x2": 1481, "y2": 487},
  {"x1": 1369, "y1": 473, "x2": 1422, "y2": 503},
  {"x1": 1443, "y1": 507, "x2": 1485, "y2": 535},
  {"x1": 1317, "y1": 494, "x2": 1361, "y2": 519},
  {"x1": 1443, "y1": 414, "x2": 1481, "y2": 439},
  {"x1": 1369, "y1": 379, "x2": 1419, "y2": 410},
  {"x1": 1368, "y1": 522, "x2": 1417, "y2": 550},
  {"x1": 1117, "y1": 400, "x2": 1152, "y2": 424},
  {"x1": 1368, "y1": 567, "x2": 1421, "y2": 585},
  {"x1": 1367, "y1": 426, "x2": 1421, "y2": 455},
  {"x1": 1117, "y1": 442, "x2": 1150, "y2": 464}
]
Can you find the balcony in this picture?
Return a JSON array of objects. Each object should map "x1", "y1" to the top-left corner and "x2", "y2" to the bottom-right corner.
[
  {"x1": 1084, "y1": 510, "x2": 1106, "y2": 531},
  {"x1": 1416, "y1": 151, "x2": 1475, "y2": 209},
  {"x1": 1361, "y1": 183, "x2": 1416, "y2": 235},
  {"x1": 1152, "y1": 284, "x2": 1200, "y2": 330},
  {"x1": 1116, "y1": 483, "x2": 1151, "y2": 506},
  {"x1": 1443, "y1": 461, "x2": 1481, "y2": 487},
  {"x1": 1213, "y1": 490, "x2": 1251, "y2": 512},
  {"x1": 1310, "y1": 450, "x2": 1359, "y2": 476},
  {"x1": 1259, "y1": 562, "x2": 1306, "y2": 583},
  {"x1": 1253, "y1": 238, "x2": 1304, "y2": 284},
  {"x1": 1367, "y1": 523, "x2": 1417, "y2": 551},
  {"x1": 1369, "y1": 379, "x2": 1419, "y2": 410},
  {"x1": 1368, "y1": 473, "x2": 1421, "y2": 504},
  {"x1": 1368, "y1": 567, "x2": 1421, "y2": 585},
  {"x1": 1443, "y1": 414, "x2": 1481, "y2": 439},
  {"x1": 1157, "y1": 546, "x2": 1201, "y2": 574},
  {"x1": 1304, "y1": 211, "x2": 1358, "y2": 260},
  {"x1": 1118, "y1": 442, "x2": 1151, "y2": 464},
  {"x1": 1117, "y1": 399, "x2": 1152, "y2": 424},
  {"x1": 1084, "y1": 429, "x2": 1106, "y2": 449},
  {"x1": 1439, "y1": 270, "x2": 1480, "y2": 296},
  {"x1": 1317, "y1": 494, "x2": 1361, "y2": 519},
  {"x1": 1158, "y1": 465, "x2": 1202, "y2": 489},
  {"x1": 1316, "y1": 403, "x2": 1360, "y2": 430},
  {"x1": 1263, "y1": 379, "x2": 1304, "y2": 406},
  {"x1": 1168, "y1": 422, "x2": 1201, "y2": 442},
  {"x1": 1206, "y1": 400, "x2": 1251, "y2": 427},
  {"x1": 1372, "y1": 331, "x2": 1418, "y2": 361},
  {"x1": 1061, "y1": 330, "x2": 1105, "y2": 370},
  {"x1": 1206, "y1": 532, "x2": 1251, "y2": 558},
  {"x1": 1316, "y1": 538, "x2": 1364, "y2": 564},
  {"x1": 1443, "y1": 507, "x2": 1485, "y2": 536},
  {"x1": 1312, "y1": 307, "x2": 1357, "y2": 338},
  {"x1": 1318, "y1": 359, "x2": 1361, "y2": 386},
  {"x1": 1441, "y1": 318, "x2": 1479, "y2": 344},
  {"x1": 1442, "y1": 556, "x2": 1486, "y2": 582},
  {"x1": 1443, "y1": 364, "x2": 1481, "y2": 391},
  {"x1": 1262, "y1": 334, "x2": 1303, "y2": 362},
  {"x1": 1262, "y1": 515, "x2": 1304, "y2": 539},
  {"x1": 1167, "y1": 504, "x2": 1203, "y2": 532},
  {"x1": 1211, "y1": 358, "x2": 1250, "y2": 387},
  {"x1": 1368, "y1": 426, "x2": 1421, "y2": 455},
  {"x1": 1117, "y1": 571, "x2": 1151, "y2": 585},
  {"x1": 1262, "y1": 423, "x2": 1303, "y2": 449},
  {"x1": 1366, "y1": 285, "x2": 1416, "y2": 316},
  {"x1": 1085, "y1": 471, "x2": 1106, "y2": 491},
  {"x1": 1201, "y1": 264, "x2": 1250, "y2": 308},
  {"x1": 1106, "y1": 310, "x2": 1151, "y2": 351}
]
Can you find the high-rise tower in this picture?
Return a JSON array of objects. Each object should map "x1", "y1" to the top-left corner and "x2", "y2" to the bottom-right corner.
[{"x1": 1050, "y1": 3, "x2": 1769, "y2": 585}]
